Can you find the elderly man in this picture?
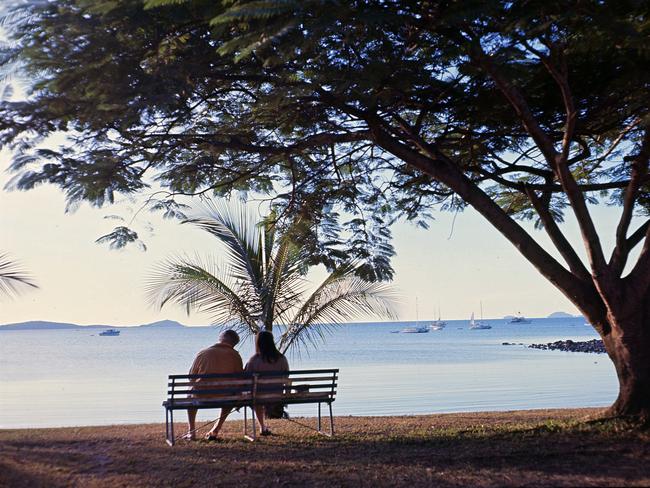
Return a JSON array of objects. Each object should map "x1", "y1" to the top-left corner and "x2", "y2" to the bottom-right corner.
[{"x1": 186, "y1": 329, "x2": 243, "y2": 440}]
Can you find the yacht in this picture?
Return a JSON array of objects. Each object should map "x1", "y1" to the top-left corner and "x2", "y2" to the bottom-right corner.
[
  {"x1": 469, "y1": 303, "x2": 492, "y2": 330},
  {"x1": 509, "y1": 313, "x2": 531, "y2": 324},
  {"x1": 430, "y1": 307, "x2": 446, "y2": 329},
  {"x1": 99, "y1": 329, "x2": 120, "y2": 336},
  {"x1": 402, "y1": 297, "x2": 430, "y2": 333}
]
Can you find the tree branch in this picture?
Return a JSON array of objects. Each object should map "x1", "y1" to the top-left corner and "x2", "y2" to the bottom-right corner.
[
  {"x1": 610, "y1": 129, "x2": 650, "y2": 276},
  {"x1": 520, "y1": 39, "x2": 576, "y2": 161},
  {"x1": 625, "y1": 223, "x2": 650, "y2": 299},
  {"x1": 471, "y1": 46, "x2": 558, "y2": 163},
  {"x1": 130, "y1": 130, "x2": 371, "y2": 156},
  {"x1": 524, "y1": 186, "x2": 591, "y2": 282},
  {"x1": 366, "y1": 117, "x2": 597, "y2": 307},
  {"x1": 627, "y1": 220, "x2": 650, "y2": 252},
  {"x1": 473, "y1": 42, "x2": 608, "y2": 278}
]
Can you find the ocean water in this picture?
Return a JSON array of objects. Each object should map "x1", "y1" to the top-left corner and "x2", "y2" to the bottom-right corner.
[{"x1": 0, "y1": 318, "x2": 617, "y2": 428}]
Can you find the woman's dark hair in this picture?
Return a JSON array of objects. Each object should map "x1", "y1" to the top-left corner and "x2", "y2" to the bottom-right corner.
[{"x1": 256, "y1": 330, "x2": 282, "y2": 363}]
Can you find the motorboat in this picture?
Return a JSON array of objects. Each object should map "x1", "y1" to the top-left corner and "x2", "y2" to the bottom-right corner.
[
  {"x1": 509, "y1": 314, "x2": 531, "y2": 324},
  {"x1": 99, "y1": 329, "x2": 120, "y2": 336}
]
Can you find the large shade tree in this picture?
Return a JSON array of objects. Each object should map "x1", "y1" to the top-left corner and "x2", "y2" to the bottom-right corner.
[
  {"x1": 1, "y1": 0, "x2": 649, "y2": 419},
  {"x1": 146, "y1": 200, "x2": 397, "y2": 353}
]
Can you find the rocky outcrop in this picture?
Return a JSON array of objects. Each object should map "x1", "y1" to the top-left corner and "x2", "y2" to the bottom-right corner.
[{"x1": 528, "y1": 339, "x2": 605, "y2": 354}]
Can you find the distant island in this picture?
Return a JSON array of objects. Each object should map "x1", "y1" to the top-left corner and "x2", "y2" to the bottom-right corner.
[
  {"x1": 0, "y1": 319, "x2": 201, "y2": 331},
  {"x1": 546, "y1": 311, "x2": 578, "y2": 318}
]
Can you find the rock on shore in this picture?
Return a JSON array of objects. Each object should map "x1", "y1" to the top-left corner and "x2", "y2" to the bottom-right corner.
[{"x1": 528, "y1": 339, "x2": 605, "y2": 354}]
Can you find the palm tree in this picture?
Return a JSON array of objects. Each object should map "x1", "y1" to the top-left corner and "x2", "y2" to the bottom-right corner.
[
  {"x1": 0, "y1": 253, "x2": 38, "y2": 298},
  {"x1": 146, "y1": 200, "x2": 398, "y2": 353}
]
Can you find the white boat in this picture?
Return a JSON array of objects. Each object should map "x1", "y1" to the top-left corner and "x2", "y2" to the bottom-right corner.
[
  {"x1": 401, "y1": 326, "x2": 429, "y2": 333},
  {"x1": 402, "y1": 297, "x2": 429, "y2": 333},
  {"x1": 99, "y1": 329, "x2": 120, "y2": 336},
  {"x1": 509, "y1": 313, "x2": 531, "y2": 324},
  {"x1": 430, "y1": 306, "x2": 446, "y2": 329},
  {"x1": 469, "y1": 304, "x2": 492, "y2": 330}
]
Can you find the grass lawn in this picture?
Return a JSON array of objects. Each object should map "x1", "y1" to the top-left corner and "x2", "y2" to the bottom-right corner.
[{"x1": 1, "y1": 408, "x2": 648, "y2": 487}]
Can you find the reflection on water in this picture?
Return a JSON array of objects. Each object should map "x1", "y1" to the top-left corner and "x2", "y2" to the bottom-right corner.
[{"x1": 0, "y1": 318, "x2": 617, "y2": 428}]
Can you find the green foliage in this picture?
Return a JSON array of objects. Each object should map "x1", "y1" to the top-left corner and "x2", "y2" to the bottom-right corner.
[
  {"x1": 95, "y1": 226, "x2": 147, "y2": 251},
  {"x1": 0, "y1": 0, "x2": 648, "y2": 279},
  {"x1": 146, "y1": 200, "x2": 398, "y2": 352}
]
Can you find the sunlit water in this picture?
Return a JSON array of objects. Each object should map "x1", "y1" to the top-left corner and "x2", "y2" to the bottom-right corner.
[{"x1": 0, "y1": 318, "x2": 617, "y2": 428}]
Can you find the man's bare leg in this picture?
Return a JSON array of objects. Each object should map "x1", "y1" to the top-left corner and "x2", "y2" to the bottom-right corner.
[
  {"x1": 206, "y1": 408, "x2": 232, "y2": 438},
  {"x1": 186, "y1": 408, "x2": 197, "y2": 440}
]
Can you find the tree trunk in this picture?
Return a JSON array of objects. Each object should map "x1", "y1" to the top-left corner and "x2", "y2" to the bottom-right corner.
[{"x1": 599, "y1": 305, "x2": 650, "y2": 423}]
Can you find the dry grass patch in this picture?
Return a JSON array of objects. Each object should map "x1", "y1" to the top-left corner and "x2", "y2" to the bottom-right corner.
[{"x1": 1, "y1": 408, "x2": 648, "y2": 487}]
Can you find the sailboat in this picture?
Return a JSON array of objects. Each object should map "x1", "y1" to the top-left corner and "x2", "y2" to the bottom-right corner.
[
  {"x1": 402, "y1": 297, "x2": 429, "y2": 333},
  {"x1": 430, "y1": 306, "x2": 446, "y2": 330},
  {"x1": 469, "y1": 302, "x2": 492, "y2": 330}
]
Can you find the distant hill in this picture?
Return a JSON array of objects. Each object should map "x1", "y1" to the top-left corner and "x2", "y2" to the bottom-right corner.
[
  {"x1": 546, "y1": 311, "x2": 575, "y2": 318},
  {"x1": 0, "y1": 319, "x2": 191, "y2": 331},
  {"x1": 0, "y1": 321, "x2": 106, "y2": 331},
  {"x1": 139, "y1": 320, "x2": 185, "y2": 328}
]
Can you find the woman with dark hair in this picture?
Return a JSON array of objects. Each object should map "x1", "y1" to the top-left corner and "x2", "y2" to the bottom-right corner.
[{"x1": 245, "y1": 330, "x2": 289, "y2": 435}]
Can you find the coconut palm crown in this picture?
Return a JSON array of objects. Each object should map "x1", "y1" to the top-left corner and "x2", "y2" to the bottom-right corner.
[{"x1": 146, "y1": 201, "x2": 398, "y2": 353}]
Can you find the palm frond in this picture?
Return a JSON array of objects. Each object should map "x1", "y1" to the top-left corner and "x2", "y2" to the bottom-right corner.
[
  {"x1": 184, "y1": 199, "x2": 265, "y2": 292},
  {"x1": 260, "y1": 226, "x2": 305, "y2": 328},
  {"x1": 280, "y1": 265, "x2": 399, "y2": 353},
  {"x1": 0, "y1": 253, "x2": 38, "y2": 298},
  {"x1": 145, "y1": 254, "x2": 259, "y2": 336}
]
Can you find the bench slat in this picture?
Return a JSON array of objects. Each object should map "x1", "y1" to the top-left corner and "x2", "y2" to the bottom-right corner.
[
  {"x1": 168, "y1": 368, "x2": 338, "y2": 380},
  {"x1": 165, "y1": 393, "x2": 253, "y2": 404},
  {"x1": 170, "y1": 383, "x2": 338, "y2": 396}
]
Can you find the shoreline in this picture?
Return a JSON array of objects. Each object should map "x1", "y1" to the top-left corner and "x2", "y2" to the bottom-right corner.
[{"x1": 2, "y1": 407, "x2": 648, "y2": 487}]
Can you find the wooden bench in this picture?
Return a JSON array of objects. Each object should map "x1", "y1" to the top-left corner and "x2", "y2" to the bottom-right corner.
[{"x1": 163, "y1": 368, "x2": 338, "y2": 445}]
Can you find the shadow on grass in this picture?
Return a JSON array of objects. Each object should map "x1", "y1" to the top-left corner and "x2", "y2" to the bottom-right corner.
[{"x1": 1, "y1": 419, "x2": 648, "y2": 487}]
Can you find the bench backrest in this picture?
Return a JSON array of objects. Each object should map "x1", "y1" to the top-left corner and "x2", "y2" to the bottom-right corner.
[{"x1": 166, "y1": 369, "x2": 338, "y2": 406}]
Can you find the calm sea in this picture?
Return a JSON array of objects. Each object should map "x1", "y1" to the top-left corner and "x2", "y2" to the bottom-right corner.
[{"x1": 0, "y1": 318, "x2": 616, "y2": 428}]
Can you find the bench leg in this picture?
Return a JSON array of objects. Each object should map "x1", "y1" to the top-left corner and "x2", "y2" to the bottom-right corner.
[
  {"x1": 165, "y1": 408, "x2": 175, "y2": 446},
  {"x1": 316, "y1": 402, "x2": 334, "y2": 437},
  {"x1": 165, "y1": 408, "x2": 171, "y2": 446},
  {"x1": 318, "y1": 402, "x2": 334, "y2": 437},
  {"x1": 318, "y1": 403, "x2": 322, "y2": 432},
  {"x1": 169, "y1": 409, "x2": 175, "y2": 446},
  {"x1": 244, "y1": 406, "x2": 257, "y2": 442}
]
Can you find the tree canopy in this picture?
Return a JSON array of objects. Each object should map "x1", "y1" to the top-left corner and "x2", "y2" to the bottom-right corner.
[{"x1": 2, "y1": 0, "x2": 650, "y2": 418}]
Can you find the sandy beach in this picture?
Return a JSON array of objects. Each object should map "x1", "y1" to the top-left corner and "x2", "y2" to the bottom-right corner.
[{"x1": 1, "y1": 408, "x2": 648, "y2": 487}]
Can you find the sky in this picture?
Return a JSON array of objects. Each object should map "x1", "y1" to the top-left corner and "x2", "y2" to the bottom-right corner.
[{"x1": 2, "y1": 151, "x2": 640, "y2": 326}]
